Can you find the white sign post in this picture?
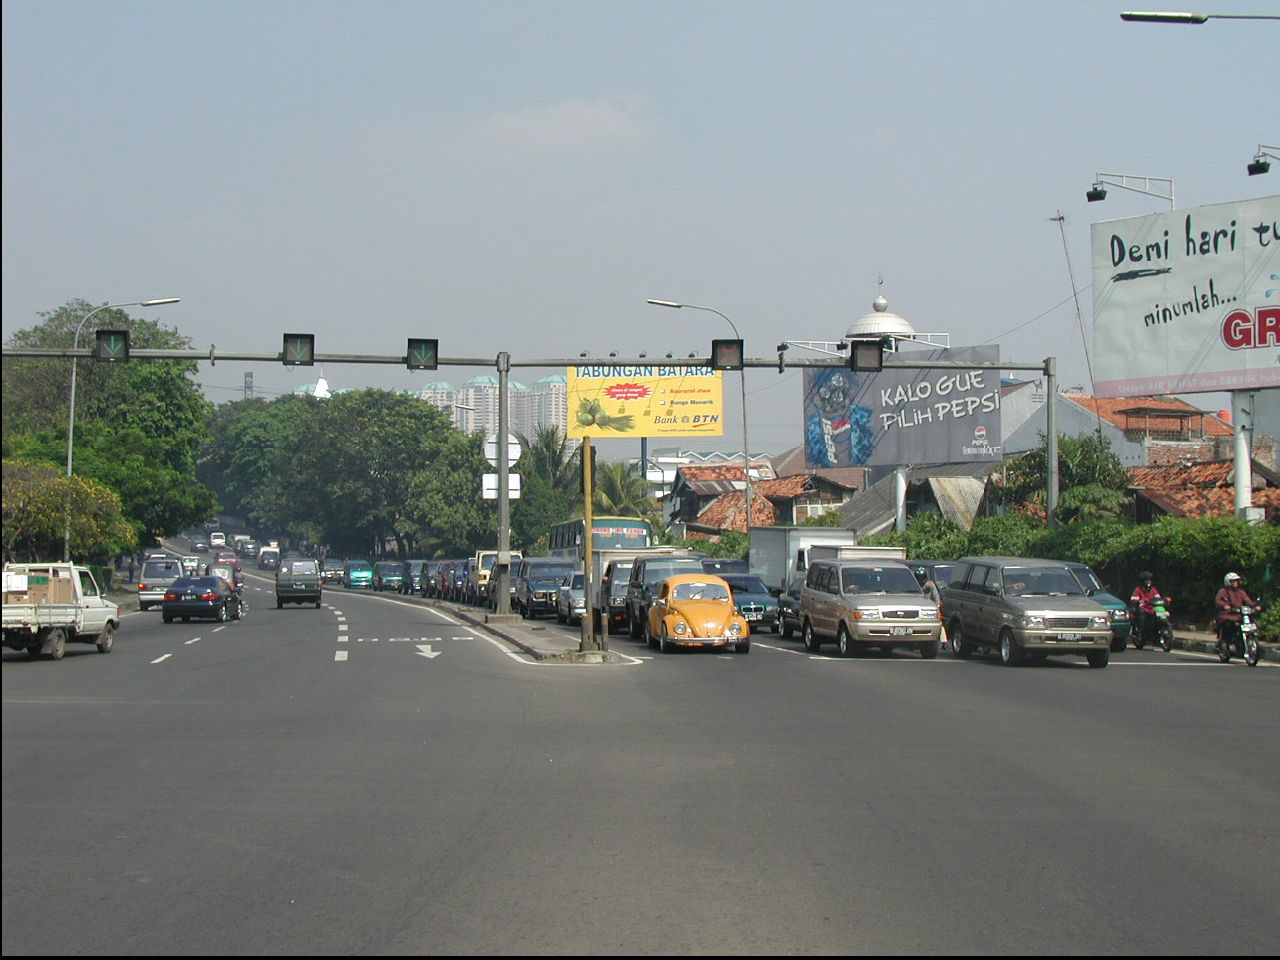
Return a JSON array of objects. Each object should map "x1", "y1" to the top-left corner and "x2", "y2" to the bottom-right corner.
[
  {"x1": 483, "y1": 474, "x2": 521, "y2": 500},
  {"x1": 484, "y1": 433, "x2": 522, "y2": 468}
]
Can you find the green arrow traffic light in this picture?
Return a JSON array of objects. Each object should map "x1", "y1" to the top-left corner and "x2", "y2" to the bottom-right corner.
[
  {"x1": 407, "y1": 338, "x2": 439, "y2": 370},
  {"x1": 282, "y1": 333, "x2": 315, "y2": 366},
  {"x1": 94, "y1": 329, "x2": 131, "y2": 362}
]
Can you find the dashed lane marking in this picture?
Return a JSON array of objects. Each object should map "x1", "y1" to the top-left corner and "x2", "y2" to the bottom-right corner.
[
  {"x1": 151, "y1": 654, "x2": 172, "y2": 664},
  {"x1": 184, "y1": 637, "x2": 201, "y2": 645},
  {"x1": 334, "y1": 651, "x2": 348, "y2": 662}
]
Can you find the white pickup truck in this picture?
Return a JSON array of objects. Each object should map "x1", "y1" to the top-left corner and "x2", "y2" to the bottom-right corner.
[{"x1": 2, "y1": 562, "x2": 119, "y2": 660}]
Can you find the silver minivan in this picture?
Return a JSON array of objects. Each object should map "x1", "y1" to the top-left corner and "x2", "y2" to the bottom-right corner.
[
  {"x1": 137, "y1": 557, "x2": 185, "y2": 611},
  {"x1": 942, "y1": 557, "x2": 1113, "y2": 667},
  {"x1": 799, "y1": 559, "x2": 942, "y2": 657}
]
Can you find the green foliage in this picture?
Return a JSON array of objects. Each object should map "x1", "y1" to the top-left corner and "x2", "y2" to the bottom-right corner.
[
  {"x1": 965, "y1": 513, "x2": 1043, "y2": 557},
  {"x1": 662, "y1": 531, "x2": 747, "y2": 560},
  {"x1": 592, "y1": 461, "x2": 658, "y2": 523},
  {"x1": 799, "y1": 509, "x2": 846, "y2": 527},
  {"x1": 1001, "y1": 432, "x2": 1130, "y2": 521},
  {"x1": 2, "y1": 458, "x2": 136, "y2": 562},
  {"x1": 861, "y1": 511, "x2": 969, "y2": 559},
  {"x1": 3, "y1": 300, "x2": 215, "y2": 542}
]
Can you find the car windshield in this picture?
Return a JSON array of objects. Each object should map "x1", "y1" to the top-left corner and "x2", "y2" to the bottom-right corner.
[
  {"x1": 724, "y1": 575, "x2": 770, "y2": 594},
  {"x1": 208, "y1": 565, "x2": 235, "y2": 580},
  {"x1": 1067, "y1": 565, "x2": 1104, "y2": 593},
  {"x1": 324, "y1": 560, "x2": 344, "y2": 571},
  {"x1": 671, "y1": 581, "x2": 731, "y2": 601},
  {"x1": 928, "y1": 564, "x2": 956, "y2": 586},
  {"x1": 376, "y1": 563, "x2": 403, "y2": 574},
  {"x1": 172, "y1": 577, "x2": 219, "y2": 591},
  {"x1": 348, "y1": 562, "x2": 372, "y2": 573},
  {"x1": 142, "y1": 560, "x2": 183, "y2": 579},
  {"x1": 644, "y1": 559, "x2": 704, "y2": 586},
  {"x1": 841, "y1": 566, "x2": 922, "y2": 595},
  {"x1": 284, "y1": 560, "x2": 318, "y2": 574},
  {"x1": 1003, "y1": 567, "x2": 1086, "y2": 597},
  {"x1": 529, "y1": 564, "x2": 574, "y2": 582}
]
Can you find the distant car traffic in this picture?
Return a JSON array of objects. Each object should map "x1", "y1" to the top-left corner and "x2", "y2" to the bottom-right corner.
[
  {"x1": 343, "y1": 560, "x2": 373, "y2": 589},
  {"x1": 138, "y1": 557, "x2": 185, "y2": 611},
  {"x1": 321, "y1": 559, "x2": 344, "y2": 584},
  {"x1": 373, "y1": 561, "x2": 406, "y2": 592},
  {"x1": 556, "y1": 571, "x2": 586, "y2": 625},
  {"x1": 276, "y1": 558, "x2": 322, "y2": 608}
]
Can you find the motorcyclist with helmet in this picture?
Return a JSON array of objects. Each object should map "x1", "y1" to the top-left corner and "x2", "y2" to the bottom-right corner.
[
  {"x1": 1129, "y1": 571, "x2": 1167, "y2": 646},
  {"x1": 1215, "y1": 572, "x2": 1260, "y2": 649}
]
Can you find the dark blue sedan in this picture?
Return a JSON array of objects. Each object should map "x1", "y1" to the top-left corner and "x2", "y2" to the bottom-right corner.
[{"x1": 162, "y1": 576, "x2": 243, "y2": 624}]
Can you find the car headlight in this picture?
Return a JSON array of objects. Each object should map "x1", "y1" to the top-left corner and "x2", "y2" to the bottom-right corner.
[
  {"x1": 1021, "y1": 615, "x2": 1046, "y2": 629},
  {"x1": 674, "y1": 620, "x2": 688, "y2": 635},
  {"x1": 853, "y1": 608, "x2": 881, "y2": 620},
  {"x1": 1110, "y1": 609, "x2": 1128, "y2": 622},
  {"x1": 1092, "y1": 616, "x2": 1109, "y2": 628},
  {"x1": 727, "y1": 622, "x2": 742, "y2": 637}
]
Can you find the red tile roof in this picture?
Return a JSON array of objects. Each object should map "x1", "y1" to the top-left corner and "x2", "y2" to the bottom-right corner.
[
  {"x1": 1128, "y1": 461, "x2": 1236, "y2": 489},
  {"x1": 692, "y1": 491, "x2": 778, "y2": 533},
  {"x1": 1128, "y1": 458, "x2": 1278, "y2": 519},
  {"x1": 1137, "y1": 486, "x2": 1280, "y2": 519},
  {"x1": 1066, "y1": 394, "x2": 1232, "y2": 437}
]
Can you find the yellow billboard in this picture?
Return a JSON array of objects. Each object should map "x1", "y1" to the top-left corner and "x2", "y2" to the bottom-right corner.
[{"x1": 567, "y1": 363, "x2": 725, "y2": 438}]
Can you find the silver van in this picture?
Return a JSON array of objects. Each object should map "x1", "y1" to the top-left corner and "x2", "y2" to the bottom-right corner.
[
  {"x1": 798, "y1": 559, "x2": 942, "y2": 657},
  {"x1": 941, "y1": 557, "x2": 1113, "y2": 667},
  {"x1": 137, "y1": 557, "x2": 185, "y2": 611}
]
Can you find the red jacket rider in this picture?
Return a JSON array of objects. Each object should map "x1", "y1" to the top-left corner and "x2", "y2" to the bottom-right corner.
[{"x1": 1215, "y1": 573, "x2": 1255, "y2": 627}]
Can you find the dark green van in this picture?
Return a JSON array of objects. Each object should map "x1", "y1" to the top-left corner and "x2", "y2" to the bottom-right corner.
[{"x1": 276, "y1": 558, "x2": 322, "y2": 608}]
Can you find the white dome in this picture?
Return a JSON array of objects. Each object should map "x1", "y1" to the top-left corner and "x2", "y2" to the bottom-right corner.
[{"x1": 845, "y1": 295, "x2": 915, "y2": 340}]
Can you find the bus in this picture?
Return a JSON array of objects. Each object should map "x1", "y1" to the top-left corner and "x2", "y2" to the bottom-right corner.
[{"x1": 548, "y1": 516, "x2": 655, "y2": 561}]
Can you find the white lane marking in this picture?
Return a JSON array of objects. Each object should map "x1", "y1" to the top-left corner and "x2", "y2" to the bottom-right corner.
[
  {"x1": 337, "y1": 636, "x2": 348, "y2": 643},
  {"x1": 334, "y1": 650, "x2": 348, "y2": 662},
  {"x1": 754, "y1": 642, "x2": 807, "y2": 656},
  {"x1": 185, "y1": 637, "x2": 201, "y2": 645},
  {"x1": 212, "y1": 626, "x2": 226, "y2": 633},
  {"x1": 151, "y1": 654, "x2": 172, "y2": 664}
]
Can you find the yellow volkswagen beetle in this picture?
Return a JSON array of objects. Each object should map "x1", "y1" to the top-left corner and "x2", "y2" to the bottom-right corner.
[{"x1": 645, "y1": 573, "x2": 752, "y2": 654}]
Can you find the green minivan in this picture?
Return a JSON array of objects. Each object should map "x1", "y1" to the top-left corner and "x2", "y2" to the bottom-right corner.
[{"x1": 276, "y1": 558, "x2": 322, "y2": 608}]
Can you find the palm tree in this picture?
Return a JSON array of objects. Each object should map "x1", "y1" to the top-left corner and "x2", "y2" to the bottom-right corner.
[
  {"x1": 592, "y1": 461, "x2": 658, "y2": 522},
  {"x1": 518, "y1": 426, "x2": 578, "y2": 496}
]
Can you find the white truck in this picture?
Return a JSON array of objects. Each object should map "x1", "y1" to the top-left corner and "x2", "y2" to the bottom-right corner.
[
  {"x1": 2, "y1": 562, "x2": 120, "y2": 660},
  {"x1": 749, "y1": 526, "x2": 906, "y2": 593},
  {"x1": 587, "y1": 546, "x2": 696, "y2": 635}
]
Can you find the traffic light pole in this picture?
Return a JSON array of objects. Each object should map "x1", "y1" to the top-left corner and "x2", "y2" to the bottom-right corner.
[{"x1": 496, "y1": 351, "x2": 512, "y2": 616}]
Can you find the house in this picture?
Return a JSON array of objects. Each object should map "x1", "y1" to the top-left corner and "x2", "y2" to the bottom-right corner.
[
  {"x1": 685, "y1": 474, "x2": 860, "y2": 535},
  {"x1": 836, "y1": 462, "x2": 1000, "y2": 539},
  {"x1": 1004, "y1": 391, "x2": 1267, "y2": 468},
  {"x1": 666, "y1": 463, "x2": 777, "y2": 527},
  {"x1": 1127, "y1": 458, "x2": 1280, "y2": 523}
]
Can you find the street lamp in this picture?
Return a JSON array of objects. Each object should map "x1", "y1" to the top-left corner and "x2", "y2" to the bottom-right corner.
[
  {"x1": 647, "y1": 299, "x2": 755, "y2": 532},
  {"x1": 1120, "y1": 11, "x2": 1280, "y2": 23},
  {"x1": 64, "y1": 298, "x2": 180, "y2": 560},
  {"x1": 1248, "y1": 144, "x2": 1278, "y2": 176},
  {"x1": 1086, "y1": 172, "x2": 1175, "y2": 208}
]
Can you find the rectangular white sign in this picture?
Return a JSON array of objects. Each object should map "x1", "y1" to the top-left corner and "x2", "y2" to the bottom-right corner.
[
  {"x1": 482, "y1": 473, "x2": 521, "y2": 500},
  {"x1": 1091, "y1": 195, "x2": 1280, "y2": 397}
]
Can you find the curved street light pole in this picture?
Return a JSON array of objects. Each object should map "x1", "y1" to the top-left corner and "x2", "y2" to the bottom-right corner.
[
  {"x1": 647, "y1": 299, "x2": 753, "y2": 532},
  {"x1": 64, "y1": 298, "x2": 180, "y2": 560}
]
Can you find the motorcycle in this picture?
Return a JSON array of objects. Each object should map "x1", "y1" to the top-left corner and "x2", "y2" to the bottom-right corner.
[
  {"x1": 1217, "y1": 604, "x2": 1263, "y2": 667},
  {"x1": 1131, "y1": 596, "x2": 1173, "y2": 653}
]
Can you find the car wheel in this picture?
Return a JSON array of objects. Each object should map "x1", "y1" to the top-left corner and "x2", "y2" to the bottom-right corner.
[
  {"x1": 1110, "y1": 634, "x2": 1127, "y2": 653},
  {"x1": 628, "y1": 608, "x2": 641, "y2": 639},
  {"x1": 658, "y1": 625, "x2": 673, "y2": 654},
  {"x1": 162, "y1": 613, "x2": 173, "y2": 624},
  {"x1": 920, "y1": 639, "x2": 939, "y2": 659},
  {"x1": 644, "y1": 615, "x2": 656, "y2": 650},
  {"x1": 315, "y1": 600, "x2": 321, "y2": 609},
  {"x1": 782, "y1": 619, "x2": 794, "y2": 639},
  {"x1": 217, "y1": 603, "x2": 229, "y2": 623},
  {"x1": 999, "y1": 628, "x2": 1021, "y2": 666},
  {"x1": 837, "y1": 624, "x2": 854, "y2": 658},
  {"x1": 736, "y1": 638, "x2": 751, "y2": 654},
  {"x1": 1087, "y1": 648, "x2": 1110, "y2": 669},
  {"x1": 802, "y1": 620, "x2": 820, "y2": 653},
  {"x1": 47, "y1": 628, "x2": 67, "y2": 660},
  {"x1": 950, "y1": 620, "x2": 971, "y2": 659},
  {"x1": 96, "y1": 623, "x2": 115, "y2": 653}
]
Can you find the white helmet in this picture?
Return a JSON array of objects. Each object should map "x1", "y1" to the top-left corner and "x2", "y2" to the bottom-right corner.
[{"x1": 1224, "y1": 572, "x2": 1241, "y2": 586}]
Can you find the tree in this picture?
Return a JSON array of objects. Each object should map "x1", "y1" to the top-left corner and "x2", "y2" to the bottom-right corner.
[
  {"x1": 2, "y1": 459, "x2": 135, "y2": 562},
  {"x1": 592, "y1": 461, "x2": 657, "y2": 521},
  {"x1": 518, "y1": 426, "x2": 579, "y2": 497},
  {"x1": 1001, "y1": 432, "x2": 1130, "y2": 520}
]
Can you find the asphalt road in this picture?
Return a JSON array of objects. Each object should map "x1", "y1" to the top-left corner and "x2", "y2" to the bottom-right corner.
[{"x1": 3, "y1": 573, "x2": 1277, "y2": 954}]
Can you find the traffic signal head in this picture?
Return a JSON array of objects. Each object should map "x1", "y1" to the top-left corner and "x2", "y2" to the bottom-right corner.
[
  {"x1": 711, "y1": 338, "x2": 744, "y2": 371},
  {"x1": 94, "y1": 329, "x2": 130, "y2": 362},
  {"x1": 283, "y1": 333, "x2": 315, "y2": 366},
  {"x1": 849, "y1": 338, "x2": 886, "y2": 372},
  {"x1": 407, "y1": 338, "x2": 439, "y2": 370}
]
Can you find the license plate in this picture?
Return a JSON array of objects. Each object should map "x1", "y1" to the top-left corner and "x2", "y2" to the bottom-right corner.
[
  {"x1": 746, "y1": 613, "x2": 761, "y2": 621},
  {"x1": 890, "y1": 626, "x2": 911, "y2": 636},
  {"x1": 1056, "y1": 632, "x2": 1081, "y2": 641},
  {"x1": 184, "y1": 593, "x2": 196, "y2": 600}
]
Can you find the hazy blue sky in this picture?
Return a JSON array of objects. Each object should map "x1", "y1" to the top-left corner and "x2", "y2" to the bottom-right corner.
[{"x1": 3, "y1": 1, "x2": 1276, "y2": 457}]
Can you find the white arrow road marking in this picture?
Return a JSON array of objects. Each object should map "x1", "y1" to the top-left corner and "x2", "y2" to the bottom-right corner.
[
  {"x1": 151, "y1": 654, "x2": 172, "y2": 664},
  {"x1": 334, "y1": 650, "x2": 348, "y2": 662},
  {"x1": 416, "y1": 644, "x2": 442, "y2": 659}
]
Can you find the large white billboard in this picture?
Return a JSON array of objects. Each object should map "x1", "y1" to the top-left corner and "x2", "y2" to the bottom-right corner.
[{"x1": 1091, "y1": 195, "x2": 1280, "y2": 397}]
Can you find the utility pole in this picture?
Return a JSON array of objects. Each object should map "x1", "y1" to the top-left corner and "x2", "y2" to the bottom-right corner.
[
  {"x1": 580, "y1": 436, "x2": 599, "y2": 652},
  {"x1": 495, "y1": 352, "x2": 512, "y2": 615}
]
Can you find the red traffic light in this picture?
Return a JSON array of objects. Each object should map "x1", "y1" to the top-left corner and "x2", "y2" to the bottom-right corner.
[{"x1": 711, "y1": 338, "x2": 744, "y2": 371}]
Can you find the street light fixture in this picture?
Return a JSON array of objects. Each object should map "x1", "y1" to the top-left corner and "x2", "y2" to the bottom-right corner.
[
  {"x1": 1086, "y1": 172, "x2": 1175, "y2": 208},
  {"x1": 647, "y1": 298, "x2": 755, "y2": 532},
  {"x1": 1120, "y1": 11, "x2": 1280, "y2": 23},
  {"x1": 1248, "y1": 144, "x2": 1278, "y2": 176},
  {"x1": 64, "y1": 298, "x2": 180, "y2": 560}
]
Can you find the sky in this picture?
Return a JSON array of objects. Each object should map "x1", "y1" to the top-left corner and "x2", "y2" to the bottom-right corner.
[{"x1": 3, "y1": 0, "x2": 1277, "y2": 460}]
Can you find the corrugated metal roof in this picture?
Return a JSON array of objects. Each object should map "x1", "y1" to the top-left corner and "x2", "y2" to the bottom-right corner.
[{"x1": 929, "y1": 477, "x2": 988, "y2": 528}]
